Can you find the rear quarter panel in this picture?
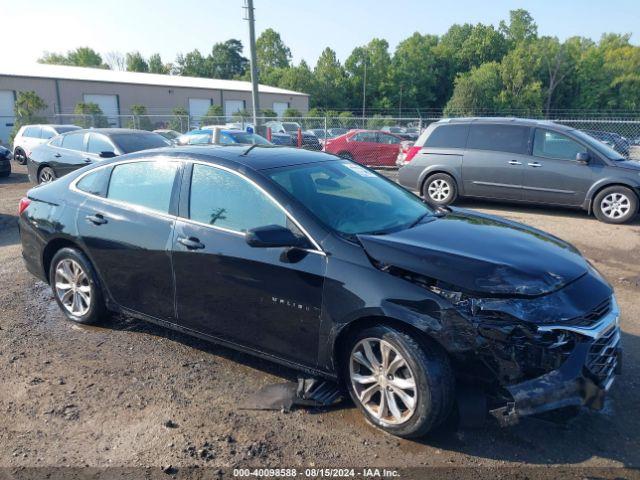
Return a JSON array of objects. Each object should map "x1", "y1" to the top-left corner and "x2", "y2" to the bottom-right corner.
[{"x1": 398, "y1": 151, "x2": 463, "y2": 194}]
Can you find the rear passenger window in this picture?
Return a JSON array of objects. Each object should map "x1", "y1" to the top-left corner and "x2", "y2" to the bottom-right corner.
[
  {"x1": 76, "y1": 169, "x2": 108, "y2": 196},
  {"x1": 62, "y1": 133, "x2": 85, "y2": 151},
  {"x1": 424, "y1": 125, "x2": 469, "y2": 148},
  {"x1": 467, "y1": 125, "x2": 530, "y2": 154},
  {"x1": 533, "y1": 129, "x2": 587, "y2": 160},
  {"x1": 41, "y1": 128, "x2": 55, "y2": 139},
  {"x1": 107, "y1": 161, "x2": 179, "y2": 213}
]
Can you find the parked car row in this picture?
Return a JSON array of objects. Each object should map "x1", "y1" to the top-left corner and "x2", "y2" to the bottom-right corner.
[{"x1": 13, "y1": 124, "x2": 82, "y2": 164}]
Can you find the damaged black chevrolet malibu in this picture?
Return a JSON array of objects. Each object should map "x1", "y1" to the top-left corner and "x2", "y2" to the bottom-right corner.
[{"x1": 19, "y1": 146, "x2": 621, "y2": 438}]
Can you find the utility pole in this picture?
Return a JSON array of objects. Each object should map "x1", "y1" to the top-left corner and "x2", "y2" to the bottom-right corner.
[
  {"x1": 244, "y1": 0, "x2": 260, "y2": 129},
  {"x1": 361, "y1": 59, "x2": 367, "y2": 128}
]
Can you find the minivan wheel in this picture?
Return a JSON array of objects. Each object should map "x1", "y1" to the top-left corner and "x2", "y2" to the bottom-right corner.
[
  {"x1": 344, "y1": 325, "x2": 454, "y2": 438},
  {"x1": 38, "y1": 166, "x2": 56, "y2": 184},
  {"x1": 593, "y1": 186, "x2": 638, "y2": 224},
  {"x1": 49, "y1": 248, "x2": 107, "y2": 324},
  {"x1": 423, "y1": 173, "x2": 457, "y2": 206},
  {"x1": 14, "y1": 147, "x2": 27, "y2": 165}
]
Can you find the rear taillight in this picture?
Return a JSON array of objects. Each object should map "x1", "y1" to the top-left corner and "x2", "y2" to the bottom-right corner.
[
  {"x1": 18, "y1": 197, "x2": 31, "y2": 216},
  {"x1": 404, "y1": 146, "x2": 421, "y2": 163}
]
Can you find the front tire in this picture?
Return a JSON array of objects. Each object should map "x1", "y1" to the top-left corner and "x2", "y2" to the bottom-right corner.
[
  {"x1": 344, "y1": 325, "x2": 454, "y2": 438},
  {"x1": 422, "y1": 173, "x2": 457, "y2": 206},
  {"x1": 337, "y1": 151, "x2": 354, "y2": 161},
  {"x1": 49, "y1": 248, "x2": 107, "y2": 324},
  {"x1": 593, "y1": 186, "x2": 638, "y2": 224}
]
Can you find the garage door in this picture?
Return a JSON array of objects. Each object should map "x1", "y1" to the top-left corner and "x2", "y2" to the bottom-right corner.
[
  {"x1": 83, "y1": 94, "x2": 119, "y2": 127},
  {"x1": 273, "y1": 102, "x2": 289, "y2": 118},
  {"x1": 224, "y1": 100, "x2": 245, "y2": 119},
  {"x1": 0, "y1": 90, "x2": 15, "y2": 146},
  {"x1": 189, "y1": 98, "x2": 212, "y2": 127}
]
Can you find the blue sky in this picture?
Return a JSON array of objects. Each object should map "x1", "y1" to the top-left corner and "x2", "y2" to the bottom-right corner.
[{"x1": 0, "y1": 0, "x2": 638, "y2": 67}]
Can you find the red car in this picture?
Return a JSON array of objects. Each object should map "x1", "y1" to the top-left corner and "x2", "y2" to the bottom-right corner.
[{"x1": 324, "y1": 129, "x2": 404, "y2": 167}]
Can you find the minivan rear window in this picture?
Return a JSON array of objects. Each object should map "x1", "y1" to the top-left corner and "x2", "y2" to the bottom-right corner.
[
  {"x1": 467, "y1": 125, "x2": 530, "y2": 154},
  {"x1": 424, "y1": 125, "x2": 469, "y2": 148}
]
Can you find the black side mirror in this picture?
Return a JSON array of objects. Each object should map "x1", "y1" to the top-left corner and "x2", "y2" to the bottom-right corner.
[
  {"x1": 576, "y1": 152, "x2": 590, "y2": 164},
  {"x1": 99, "y1": 151, "x2": 117, "y2": 158},
  {"x1": 246, "y1": 225, "x2": 306, "y2": 248}
]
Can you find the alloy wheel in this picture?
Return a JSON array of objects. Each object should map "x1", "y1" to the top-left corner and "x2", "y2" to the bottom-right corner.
[
  {"x1": 427, "y1": 179, "x2": 450, "y2": 202},
  {"x1": 601, "y1": 193, "x2": 631, "y2": 220},
  {"x1": 349, "y1": 338, "x2": 417, "y2": 425},
  {"x1": 39, "y1": 169, "x2": 54, "y2": 184},
  {"x1": 54, "y1": 259, "x2": 91, "y2": 317}
]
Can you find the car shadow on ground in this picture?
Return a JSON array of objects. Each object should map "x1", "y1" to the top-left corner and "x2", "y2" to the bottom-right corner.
[
  {"x1": 0, "y1": 170, "x2": 29, "y2": 186},
  {"x1": 99, "y1": 312, "x2": 640, "y2": 467},
  {"x1": 0, "y1": 213, "x2": 19, "y2": 247}
]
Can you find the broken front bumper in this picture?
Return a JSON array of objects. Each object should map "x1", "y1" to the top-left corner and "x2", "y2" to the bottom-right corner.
[{"x1": 492, "y1": 296, "x2": 622, "y2": 425}]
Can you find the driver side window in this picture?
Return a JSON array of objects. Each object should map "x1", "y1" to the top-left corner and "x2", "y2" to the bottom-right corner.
[{"x1": 189, "y1": 164, "x2": 287, "y2": 232}]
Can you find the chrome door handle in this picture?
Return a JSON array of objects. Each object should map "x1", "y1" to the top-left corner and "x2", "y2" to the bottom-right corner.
[
  {"x1": 508, "y1": 160, "x2": 522, "y2": 165},
  {"x1": 177, "y1": 236, "x2": 205, "y2": 250},
  {"x1": 86, "y1": 213, "x2": 108, "y2": 225},
  {"x1": 528, "y1": 162, "x2": 542, "y2": 168}
]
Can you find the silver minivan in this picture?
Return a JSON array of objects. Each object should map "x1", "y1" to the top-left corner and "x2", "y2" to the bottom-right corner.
[{"x1": 398, "y1": 118, "x2": 640, "y2": 224}]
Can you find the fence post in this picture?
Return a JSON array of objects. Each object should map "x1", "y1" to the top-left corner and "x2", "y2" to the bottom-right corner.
[
  {"x1": 297, "y1": 128, "x2": 302, "y2": 148},
  {"x1": 266, "y1": 127, "x2": 272, "y2": 142}
]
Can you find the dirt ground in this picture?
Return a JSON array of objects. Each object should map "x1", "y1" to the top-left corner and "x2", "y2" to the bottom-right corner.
[{"x1": 1, "y1": 163, "x2": 639, "y2": 477}]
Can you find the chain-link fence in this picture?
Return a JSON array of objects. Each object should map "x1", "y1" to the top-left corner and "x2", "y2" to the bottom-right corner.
[{"x1": 2, "y1": 113, "x2": 639, "y2": 164}]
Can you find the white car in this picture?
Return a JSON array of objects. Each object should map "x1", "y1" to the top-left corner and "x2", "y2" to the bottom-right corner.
[{"x1": 12, "y1": 124, "x2": 81, "y2": 164}]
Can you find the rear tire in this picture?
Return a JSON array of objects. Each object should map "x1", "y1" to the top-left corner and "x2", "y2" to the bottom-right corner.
[
  {"x1": 593, "y1": 186, "x2": 638, "y2": 224},
  {"x1": 49, "y1": 248, "x2": 107, "y2": 325},
  {"x1": 338, "y1": 151, "x2": 354, "y2": 161},
  {"x1": 14, "y1": 147, "x2": 27, "y2": 165},
  {"x1": 344, "y1": 325, "x2": 454, "y2": 438},
  {"x1": 422, "y1": 173, "x2": 458, "y2": 206}
]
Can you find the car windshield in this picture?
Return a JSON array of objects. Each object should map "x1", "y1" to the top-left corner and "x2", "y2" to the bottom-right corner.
[
  {"x1": 281, "y1": 123, "x2": 300, "y2": 132},
  {"x1": 224, "y1": 132, "x2": 271, "y2": 145},
  {"x1": 267, "y1": 160, "x2": 433, "y2": 236},
  {"x1": 111, "y1": 133, "x2": 171, "y2": 153},
  {"x1": 573, "y1": 129, "x2": 625, "y2": 160}
]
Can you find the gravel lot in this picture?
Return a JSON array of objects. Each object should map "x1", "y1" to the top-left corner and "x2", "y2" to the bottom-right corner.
[{"x1": 1, "y1": 163, "x2": 639, "y2": 477}]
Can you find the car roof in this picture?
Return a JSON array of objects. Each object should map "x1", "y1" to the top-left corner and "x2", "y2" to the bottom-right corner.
[
  {"x1": 434, "y1": 117, "x2": 573, "y2": 131},
  {"x1": 23, "y1": 124, "x2": 80, "y2": 128},
  {"x1": 61, "y1": 128, "x2": 161, "y2": 136},
  {"x1": 145, "y1": 145, "x2": 336, "y2": 171}
]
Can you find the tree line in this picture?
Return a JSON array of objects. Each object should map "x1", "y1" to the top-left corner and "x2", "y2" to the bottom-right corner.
[{"x1": 36, "y1": 9, "x2": 640, "y2": 117}]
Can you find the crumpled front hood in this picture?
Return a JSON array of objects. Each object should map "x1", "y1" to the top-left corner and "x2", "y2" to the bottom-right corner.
[{"x1": 358, "y1": 210, "x2": 588, "y2": 297}]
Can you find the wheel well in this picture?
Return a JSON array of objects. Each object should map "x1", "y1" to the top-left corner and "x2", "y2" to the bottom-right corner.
[
  {"x1": 42, "y1": 238, "x2": 84, "y2": 282},
  {"x1": 332, "y1": 315, "x2": 443, "y2": 385},
  {"x1": 420, "y1": 170, "x2": 457, "y2": 195},
  {"x1": 588, "y1": 182, "x2": 640, "y2": 214}
]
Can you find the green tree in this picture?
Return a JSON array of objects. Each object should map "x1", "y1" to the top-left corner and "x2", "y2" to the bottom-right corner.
[
  {"x1": 175, "y1": 50, "x2": 210, "y2": 77},
  {"x1": 282, "y1": 108, "x2": 302, "y2": 118},
  {"x1": 499, "y1": 9, "x2": 538, "y2": 45},
  {"x1": 208, "y1": 39, "x2": 248, "y2": 79},
  {"x1": 444, "y1": 62, "x2": 503, "y2": 116},
  {"x1": 126, "y1": 51, "x2": 149, "y2": 72},
  {"x1": 498, "y1": 44, "x2": 544, "y2": 115},
  {"x1": 345, "y1": 38, "x2": 392, "y2": 110},
  {"x1": 202, "y1": 104, "x2": 225, "y2": 125},
  {"x1": 260, "y1": 109, "x2": 278, "y2": 118},
  {"x1": 74, "y1": 102, "x2": 109, "y2": 128},
  {"x1": 126, "y1": 104, "x2": 152, "y2": 130},
  {"x1": 313, "y1": 48, "x2": 348, "y2": 110},
  {"x1": 39, "y1": 47, "x2": 107, "y2": 68},
  {"x1": 148, "y1": 53, "x2": 169, "y2": 74},
  {"x1": 9, "y1": 91, "x2": 48, "y2": 145},
  {"x1": 390, "y1": 33, "x2": 439, "y2": 111},
  {"x1": 275, "y1": 60, "x2": 315, "y2": 94},
  {"x1": 169, "y1": 106, "x2": 189, "y2": 132},
  {"x1": 256, "y1": 28, "x2": 292, "y2": 71}
]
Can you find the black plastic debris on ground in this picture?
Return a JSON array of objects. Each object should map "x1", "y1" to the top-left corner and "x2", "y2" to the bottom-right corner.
[{"x1": 239, "y1": 377, "x2": 342, "y2": 412}]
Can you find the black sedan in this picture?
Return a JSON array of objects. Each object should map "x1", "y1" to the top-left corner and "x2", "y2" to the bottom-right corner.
[
  {"x1": 0, "y1": 145, "x2": 12, "y2": 177},
  {"x1": 19, "y1": 146, "x2": 621, "y2": 438},
  {"x1": 27, "y1": 128, "x2": 171, "y2": 184}
]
